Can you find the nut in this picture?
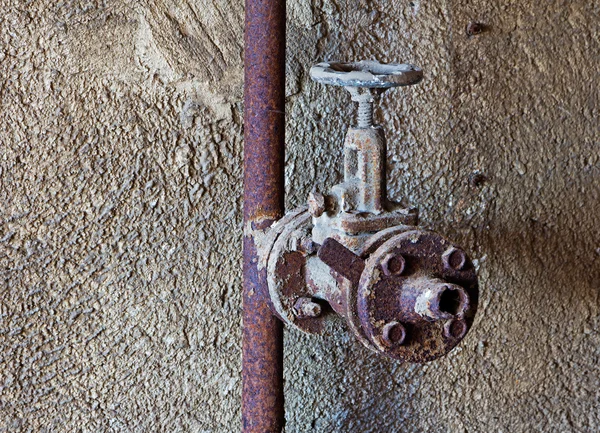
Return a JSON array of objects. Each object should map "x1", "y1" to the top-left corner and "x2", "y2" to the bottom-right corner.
[
  {"x1": 381, "y1": 253, "x2": 406, "y2": 276},
  {"x1": 443, "y1": 319, "x2": 467, "y2": 339},
  {"x1": 382, "y1": 321, "x2": 406, "y2": 347},
  {"x1": 442, "y1": 247, "x2": 467, "y2": 271},
  {"x1": 308, "y1": 192, "x2": 326, "y2": 217},
  {"x1": 293, "y1": 297, "x2": 322, "y2": 319},
  {"x1": 339, "y1": 190, "x2": 354, "y2": 212},
  {"x1": 298, "y1": 237, "x2": 318, "y2": 255}
]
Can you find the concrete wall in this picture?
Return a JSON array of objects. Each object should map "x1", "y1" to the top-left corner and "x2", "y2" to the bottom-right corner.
[{"x1": 1, "y1": 0, "x2": 598, "y2": 431}]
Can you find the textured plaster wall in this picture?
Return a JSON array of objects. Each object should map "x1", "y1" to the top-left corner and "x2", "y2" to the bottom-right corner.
[{"x1": 0, "y1": 0, "x2": 598, "y2": 432}]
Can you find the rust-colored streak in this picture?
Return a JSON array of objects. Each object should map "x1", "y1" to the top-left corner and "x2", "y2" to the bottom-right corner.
[{"x1": 243, "y1": 0, "x2": 286, "y2": 432}]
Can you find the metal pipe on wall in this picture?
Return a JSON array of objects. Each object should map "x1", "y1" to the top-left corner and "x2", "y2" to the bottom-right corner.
[{"x1": 242, "y1": 0, "x2": 286, "y2": 432}]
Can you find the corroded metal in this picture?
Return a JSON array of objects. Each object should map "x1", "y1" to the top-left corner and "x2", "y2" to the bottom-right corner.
[
  {"x1": 266, "y1": 210, "x2": 326, "y2": 334},
  {"x1": 258, "y1": 60, "x2": 480, "y2": 364},
  {"x1": 311, "y1": 61, "x2": 423, "y2": 129},
  {"x1": 242, "y1": 0, "x2": 286, "y2": 431},
  {"x1": 356, "y1": 230, "x2": 478, "y2": 362},
  {"x1": 310, "y1": 61, "x2": 423, "y2": 89},
  {"x1": 262, "y1": 222, "x2": 479, "y2": 362},
  {"x1": 318, "y1": 237, "x2": 365, "y2": 286},
  {"x1": 311, "y1": 127, "x2": 418, "y2": 249},
  {"x1": 382, "y1": 321, "x2": 407, "y2": 347},
  {"x1": 381, "y1": 252, "x2": 406, "y2": 276},
  {"x1": 309, "y1": 62, "x2": 421, "y2": 251},
  {"x1": 294, "y1": 297, "x2": 322, "y2": 319}
]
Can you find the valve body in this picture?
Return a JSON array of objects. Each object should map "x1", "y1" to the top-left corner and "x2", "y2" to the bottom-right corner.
[{"x1": 260, "y1": 61, "x2": 479, "y2": 362}]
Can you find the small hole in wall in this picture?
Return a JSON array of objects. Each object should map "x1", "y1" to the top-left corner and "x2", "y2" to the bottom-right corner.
[
  {"x1": 410, "y1": 1, "x2": 420, "y2": 14},
  {"x1": 439, "y1": 288, "x2": 462, "y2": 315}
]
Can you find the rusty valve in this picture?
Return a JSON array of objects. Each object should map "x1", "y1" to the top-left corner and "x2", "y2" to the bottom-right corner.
[{"x1": 260, "y1": 61, "x2": 479, "y2": 362}]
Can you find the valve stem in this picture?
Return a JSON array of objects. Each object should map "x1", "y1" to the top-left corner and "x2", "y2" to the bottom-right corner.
[
  {"x1": 357, "y1": 100, "x2": 374, "y2": 128},
  {"x1": 347, "y1": 86, "x2": 378, "y2": 129}
]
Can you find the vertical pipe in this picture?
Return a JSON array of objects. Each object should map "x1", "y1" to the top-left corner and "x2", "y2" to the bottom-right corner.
[{"x1": 242, "y1": 0, "x2": 286, "y2": 432}]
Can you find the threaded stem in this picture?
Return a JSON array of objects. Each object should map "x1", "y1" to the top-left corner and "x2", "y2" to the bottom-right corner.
[{"x1": 357, "y1": 101, "x2": 374, "y2": 128}]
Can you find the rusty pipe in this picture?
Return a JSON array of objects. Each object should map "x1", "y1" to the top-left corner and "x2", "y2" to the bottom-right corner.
[{"x1": 242, "y1": 0, "x2": 286, "y2": 432}]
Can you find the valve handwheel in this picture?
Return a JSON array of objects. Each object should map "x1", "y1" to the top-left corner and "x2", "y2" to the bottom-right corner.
[{"x1": 310, "y1": 60, "x2": 423, "y2": 88}]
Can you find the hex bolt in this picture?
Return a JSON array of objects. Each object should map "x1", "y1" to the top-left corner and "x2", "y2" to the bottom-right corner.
[
  {"x1": 443, "y1": 319, "x2": 468, "y2": 339},
  {"x1": 442, "y1": 247, "x2": 467, "y2": 271},
  {"x1": 308, "y1": 191, "x2": 326, "y2": 217},
  {"x1": 382, "y1": 321, "x2": 406, "y2": 347},
  {"x1": 381, "y1": 253, "x2": 406, "y2": 276},
  {"x1": 299, "y1": 237, "x2": 318, "y2": 255},
  {"x1": 293, "y1": 297, "x2": 322, "y2": 319}
]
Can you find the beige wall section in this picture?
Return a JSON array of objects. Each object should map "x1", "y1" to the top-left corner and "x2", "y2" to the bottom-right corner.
[{"x1": 0, "y1": 0, "x2": 598, "y2": 431}]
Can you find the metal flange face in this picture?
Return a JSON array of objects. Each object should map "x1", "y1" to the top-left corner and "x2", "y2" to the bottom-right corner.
[
  {"x1": 356, "y1": 230, "x2": 479, "y2": 362},
  {"x1": 266, "y1": 209, "x2": 328, "y2": 335},
  {"x1": 336, "y1": 225, "x2": 415, "y2": 352}
]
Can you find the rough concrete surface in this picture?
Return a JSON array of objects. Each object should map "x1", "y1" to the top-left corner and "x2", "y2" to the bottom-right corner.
[{"x1": 0, "y1": 0, "x2": 598, "y2": 432}]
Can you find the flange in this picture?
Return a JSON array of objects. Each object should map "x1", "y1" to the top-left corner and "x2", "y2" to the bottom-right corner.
[
  {"x1": 266, "y1": 209, "x2": 328, "y2": 334},
  {"x1": 356, "y1": 230, "x2": 478, "y2": 362}
]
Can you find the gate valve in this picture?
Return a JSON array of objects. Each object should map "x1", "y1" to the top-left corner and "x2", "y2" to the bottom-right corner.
[{"x1": 260, "y1": 60, "x2": 479, "y2": 362}]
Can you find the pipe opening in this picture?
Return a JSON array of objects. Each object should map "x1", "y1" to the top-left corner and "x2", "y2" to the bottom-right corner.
[{"x1": 439, "y1": 288, "x2": 462, "y2": 316}]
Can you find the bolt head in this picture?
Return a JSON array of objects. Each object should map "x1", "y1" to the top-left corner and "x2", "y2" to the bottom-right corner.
[
  {"x1": 308, "y1": 192, "x2": 326, "y2": 217},
  {"x1": 298, "y1": 237, "x2": 318, "y2": 255},
  {"x1": 443, "y1": 319, "x2": 468, "y2": 339},
  {"x1": 381, "y1": 253, "x2": 406, "y2": 276},
  {"x1": 339, "y1": 191, "x2": 354, "y2": 212},
  {"x1": 382, "y1": 321, "x2": 406, "y2": 347},
  {"x1": 442, "y1": 247, "x2": 467, "y2": 271},
  {"x1": 293, "y1": 297, "x2": 322, "y2": 319}
]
